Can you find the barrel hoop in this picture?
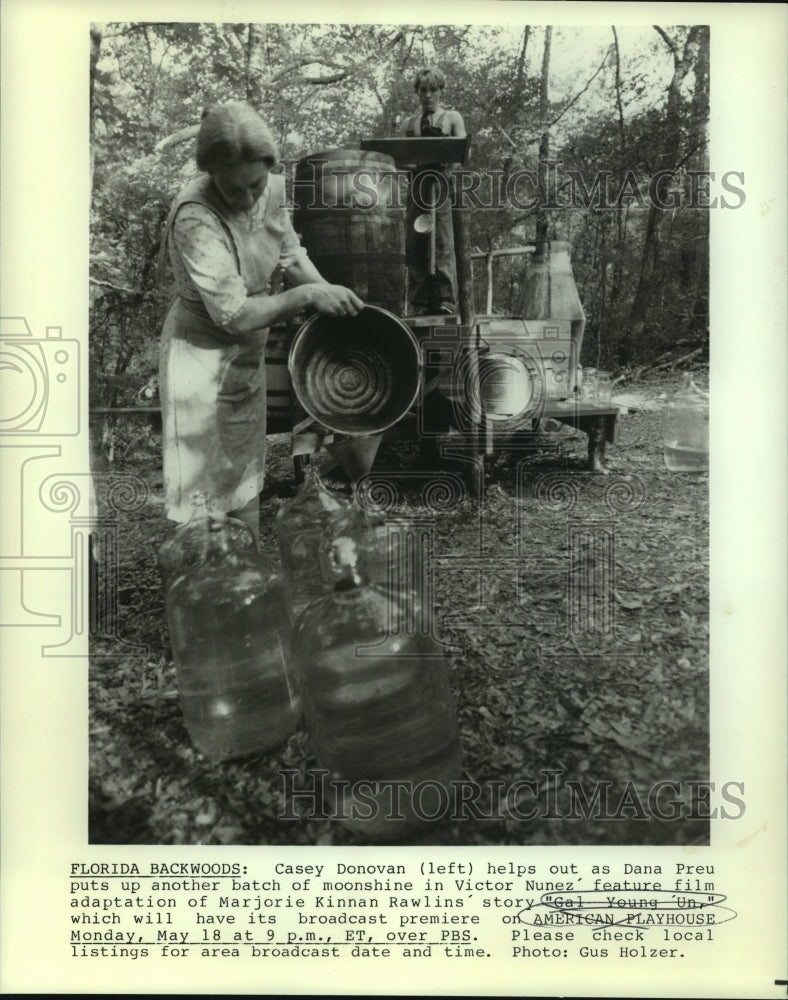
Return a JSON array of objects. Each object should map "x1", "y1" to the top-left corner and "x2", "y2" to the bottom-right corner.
[
  {"x1": 295, "y1": 215, "x2": 402, "y2": 227},
  {"x1": 295, "y1": 151, "x2": 397, "y2": 171},
  {"x1": 309, "y1": 252, "x2": 405, "y2": 265}
]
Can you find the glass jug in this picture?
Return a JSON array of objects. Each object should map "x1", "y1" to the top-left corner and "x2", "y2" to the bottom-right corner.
[
  {"x1": 292, "y1": 536, "x2": 462, "y2": 840},
  {"x1": 663, "y1": 374, "x2": 709, "y2": 472},
  {"x1": 165, "y1": 513, "x2": 300, "y2": 761},
  {"x1": 158, "y1": 492, "x2": 255, "y2": 590},
  {"x1": 275, "y1": 463, "x2": 353, "y2": 618}
]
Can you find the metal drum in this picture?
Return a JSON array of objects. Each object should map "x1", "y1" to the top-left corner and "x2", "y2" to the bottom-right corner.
[{"x1": 288, "y1": 306, "x2": 421, "y2": 436}]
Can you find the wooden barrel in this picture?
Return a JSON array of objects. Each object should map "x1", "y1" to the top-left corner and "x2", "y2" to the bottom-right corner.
[
  {"x1": 265, "y1": 327, "x2": 293, "y2": 433},
  {"x1": 293, "y1": 150, "x2": 406, "y2": 316}
]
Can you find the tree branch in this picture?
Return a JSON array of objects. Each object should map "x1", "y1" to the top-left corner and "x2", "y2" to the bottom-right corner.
[
  {"x1": 517, "y1": 42, "x2": 613, "y2": 149},
  {"x1": 102, "y1": 23, "x2": 157, "y2": 39},
  {"x1": 617, "y1": 346, "x2": 704, "y2": 384},
  {"x1": 498, "y1": 125, "x2": 518, "y2": 151},
  {"x1": 155, "y1": 124, "x2": 200, "y2": 154},
  {"x1": 90, "y1": 277, "x2": 143, "y2": 295},
  {"x1": 547, "y1": 43, "x2": 612, "y2": 130},
  {"x1": 269, "y1": 55, "x2": 346, "y2": 82},
  {"x1": 653, "y1": 25, "x2": 677, "y2": 55},
  {"x1": 297, "y1": 70, "x2": 353, "y2": 86}
]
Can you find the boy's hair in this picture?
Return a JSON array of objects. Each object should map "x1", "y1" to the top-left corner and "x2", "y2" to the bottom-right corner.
[{"x1": 413, "y1": 67, "x2": 446, "y2": 93}]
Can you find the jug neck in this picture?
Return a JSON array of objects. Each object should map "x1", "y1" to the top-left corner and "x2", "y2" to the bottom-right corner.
[
  {"x1": 196, "y1": 518, "x2": 232, "y2": 562},
  {"x1": 186, "y1": 491, "x2": 213, "y2": 522},
  {"x1": 185, "y1": 493, "x2": 255, "y2": 554},
  {"x1": 299, "y1": 463, "x2": 348, "y2": 513},
  {"x1": 300, "y1": 463, "x2": 323, "y2": 491}
]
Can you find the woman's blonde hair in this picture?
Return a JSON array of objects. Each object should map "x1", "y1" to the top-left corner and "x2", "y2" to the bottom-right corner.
[{"x1": 196, "y1": 100, "x2": 279, "y2": 172}]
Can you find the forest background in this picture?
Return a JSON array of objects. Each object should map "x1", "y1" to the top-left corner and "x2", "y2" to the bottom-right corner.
[
  {"x1": 85, "y1": 21, "x2": 716, "y2": 847},
  {"x1": 89, "y1": 21, "x2": 712, "y2": 449},
  {"x1": 3, "y1": 7, "x2": 787, "y2": 994}
]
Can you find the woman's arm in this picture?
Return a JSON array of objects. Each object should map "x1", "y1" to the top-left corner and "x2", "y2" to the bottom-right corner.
[
  {"x1": 228, "y1": 282, "x2": 363, "y2": 335},
  {"x1": 170, "y1": 203, "x2": 363, "y2": 337},
  {"x1": 228, "y1": 251, "x2": 363, "y2": 334},
  {"x1": 284, "y1": 255, "x2": 328, "y2": 287}
]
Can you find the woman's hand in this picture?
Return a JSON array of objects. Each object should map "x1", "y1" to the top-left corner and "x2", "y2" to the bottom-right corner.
[
  {"x1": 307, "y1": 283, "x2": 365, "y2": 318},
  {"x1": 227, "y1": 282, "x2": 364, "y2": 337}
]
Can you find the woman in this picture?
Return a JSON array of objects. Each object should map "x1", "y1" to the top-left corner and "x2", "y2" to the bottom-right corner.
[
  {"x1": 159, "y1": 100, "x2": 363, "y2": 539},
  {"x1": 399, "y1": 67, "x2": 466, "y2": 316}
]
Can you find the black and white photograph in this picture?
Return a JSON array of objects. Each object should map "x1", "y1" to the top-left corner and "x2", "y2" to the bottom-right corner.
[
  {"x1": 1, "y1": 2, "x2": 785, "y2": 997},
  {"x1": 86, "y1": 20, "x2": 716, "y2": 848}
]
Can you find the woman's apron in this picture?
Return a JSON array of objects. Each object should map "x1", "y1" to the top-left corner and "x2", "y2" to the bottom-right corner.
[{"x1": 159, "y1": 175, "x2": 287, "y2": 522}]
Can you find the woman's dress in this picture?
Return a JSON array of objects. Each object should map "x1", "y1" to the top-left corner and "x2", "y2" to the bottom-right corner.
[{"x1": 159, "y1": 173, "x2": 306, "y2": 521}]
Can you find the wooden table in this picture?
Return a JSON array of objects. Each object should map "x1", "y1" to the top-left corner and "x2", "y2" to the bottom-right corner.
[
  {"x1": 434, "y1": 394, "x2": 620, "y2": 478},
  {"x1": 535, "y1": 400, "x2": 619, "y2": 472}
]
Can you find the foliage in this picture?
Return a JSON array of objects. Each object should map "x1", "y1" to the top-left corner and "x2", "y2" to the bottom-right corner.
[{"x1": 89, "y1": 22, "x2": 710, "y2": 455}]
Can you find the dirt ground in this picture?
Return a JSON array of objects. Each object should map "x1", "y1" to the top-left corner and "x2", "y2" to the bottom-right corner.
[{"x1": 89, "y1": 370, "x2": 709, "y2": 847}]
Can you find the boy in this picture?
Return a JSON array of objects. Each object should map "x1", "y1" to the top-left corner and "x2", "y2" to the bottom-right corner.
[{"x1": 400, "y1": 67, "x2": 466, "y2": 316}]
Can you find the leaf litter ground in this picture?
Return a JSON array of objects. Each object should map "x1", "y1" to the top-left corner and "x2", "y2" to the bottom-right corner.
[{"x1": 89, "y1": 372, "x2": 709, "y2": 847}]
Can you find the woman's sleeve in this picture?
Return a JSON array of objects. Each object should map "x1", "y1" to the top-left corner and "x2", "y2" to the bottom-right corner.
[
  {"x1": 277, "y1": 203, "x2": 309, "y2": 271},
  {"x1": 170, "y1": 204, "x2": 248, "y2": 326}
]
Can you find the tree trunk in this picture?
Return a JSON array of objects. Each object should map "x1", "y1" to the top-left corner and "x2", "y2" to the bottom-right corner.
[
  {"x1": 514, "y1": 26, "x2": 531, "y2": 94},
  {"x1": 90, "y1": 24, "x2": 103, "y2": 190},
  {"x1": 685, "y1": 26, "x2": 710, "y2": 346},
  {"x1": 535, "y1": 26, "x2": 554, "y2": 242},
  {"x1": 245, "y1": 24, "x2": 266, "y2": 105},
  {"x1": 689, "y1": 25, "x2": 709, "y2": 150},
  {"x1": 593, "y1": 217, "x2": 607, "y2": 367},
  {"x1": 622, "y1": 25, "x2": 703, "y2": 362}
]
